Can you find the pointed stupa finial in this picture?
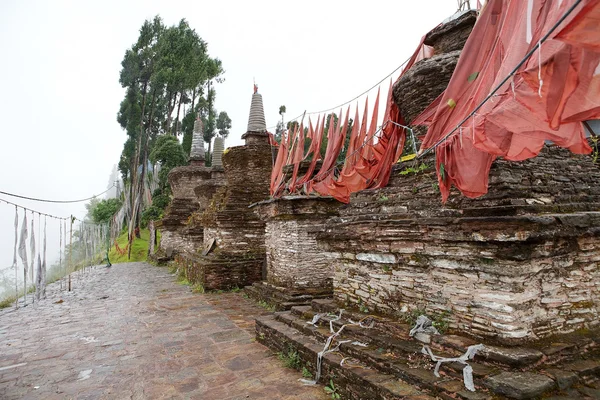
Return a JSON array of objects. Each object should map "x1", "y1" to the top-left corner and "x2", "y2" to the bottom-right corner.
[
  {"x1": 190, "y1": 117, "x2": 205, "y2": 165},
  {"x1": 246, "y1": 83, "x2": 266, "y2": 133}
]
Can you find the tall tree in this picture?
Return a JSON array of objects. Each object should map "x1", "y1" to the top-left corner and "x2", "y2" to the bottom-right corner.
[
  {"x1": 116, "y1": 16, "x2": 224, "y2": 256},
  {"x1": 216, "y1": 111, "x2": 232, "y2": 138}
]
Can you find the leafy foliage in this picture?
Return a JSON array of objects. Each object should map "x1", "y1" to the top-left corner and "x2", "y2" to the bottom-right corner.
[
  {"x1": 216, "y1": 111, "x2": 232, "y2": 138},
  {"x1": 277, "y1": 346, "x2": 302, "y2": 370},
  {"x1": 116, "y1": 15, "x2": 229, "y2": 233},
  {"x1": 90, "y1": 198, "x2": 123, "y2": 224},
  {"x1": 324, "y1": 379, "x2": 341, "y2": 399},
  {"x1": 149, "y1": 135, "x2": 187, "y2": 191}
]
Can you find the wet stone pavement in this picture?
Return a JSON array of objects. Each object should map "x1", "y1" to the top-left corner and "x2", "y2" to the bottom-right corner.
[{"x1": 0, "y1": 262, "x2": 327, "y2": 399}]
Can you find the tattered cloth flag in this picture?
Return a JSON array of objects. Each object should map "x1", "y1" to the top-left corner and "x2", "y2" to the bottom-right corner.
[
  {"x1": 30, "y1": 215, "x2": 36, "y2": 294},
  {"x1": 40, "y1": 218, "x2": 47, "y2": 299},
  {"x1": 35, "y1": 253, "x2": 42, "y2": 302},
  {"x1": 17, "y1": 213, "x2": 28, "y2": 303},
  {"x1": 13, "y1": 208, "x2": 18, "y2": 308}
]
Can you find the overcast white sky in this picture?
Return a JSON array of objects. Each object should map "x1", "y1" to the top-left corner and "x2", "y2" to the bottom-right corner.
[{"x1": 0, "y1": 0, "x2": 459, "y2": 276}]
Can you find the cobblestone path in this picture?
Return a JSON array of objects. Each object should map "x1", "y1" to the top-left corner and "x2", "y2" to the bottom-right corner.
[{"x1": 0, "y1": 263, "x2": 326, "y2": 399}]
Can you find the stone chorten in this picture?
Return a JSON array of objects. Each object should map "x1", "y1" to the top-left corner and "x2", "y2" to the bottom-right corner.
[
  {"x1": 189, "y1": 118, "x2": 206, "y2": 166},
  {"x1": 242, "y1": 85, "x2": 270, "y2": 145},
  {"x1": 212, "y1": 136, "x2": 224, "y2": 168},
  {"x1": 255, "y1": 13, "x2": 600, "y2": 400},
  {"x1": 173, "y1": 86, "x2": 273, "y2": 290},
  {"x1": 158, "y1": 116, "x2": 221, "y2": 259}
]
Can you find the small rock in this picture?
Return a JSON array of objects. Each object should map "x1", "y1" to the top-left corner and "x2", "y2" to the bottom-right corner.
[
  {"x1": 579, "y1": 386, "x2": 600, "y2": 399},
  {"x1": 485, "y1": 372, "x2": 555, "y2": 399},
  {"x1": 564, "y1": 359, "x2": 600, "y2": 377},
  {"x1": 546, "y1": 368, "x2": 578, "y2": 390},
  {"x1": 457, "y1": 390, "x2": 493, "y2": 400},
  {"x1": 479, "y1": 345, "x2": 543, "y2": 367}
]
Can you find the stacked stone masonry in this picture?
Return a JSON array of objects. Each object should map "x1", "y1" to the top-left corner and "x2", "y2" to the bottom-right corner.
[
  {"x1": 175, "y1": 137, "x2": 273, "y2": 291},
  {"x1": 160, "y1": 166, "x2": 218, "y2": 256},
  {"x1": 317, "y1": 145, "x2": 600, "y2": 343},
  {"x1": 255, "y1": 197, "x2": 342, "y2": 290},
  {"x1": 393, "y1": 10, "x2": 477, "y2": 131}
]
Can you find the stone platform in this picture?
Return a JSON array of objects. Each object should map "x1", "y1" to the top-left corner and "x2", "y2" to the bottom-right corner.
[
  {"x1": 257, "y1": 298, "x2": 600, "y2": 400},
  {"x1": 245, "y1": 281, "x2": 332, "y2": 311},
  {"x1": 174, "y1": 251, "x2": 264, "y2": 291},
  {"x1": 246, "y1": 196, "x2": 342, "y2": 310},
  {"x1": 317, "y1": 144, "x2": 600, "y2": 344}
]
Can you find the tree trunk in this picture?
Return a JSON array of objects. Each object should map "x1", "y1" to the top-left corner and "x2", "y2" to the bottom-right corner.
[
  {"x1": 128, "y1": 81, "x2": 148, "y2": 257},
  {"x1": 190, "y1": 87, "x2": 196, "y2": 114},
  {"x1": 148, "y1": 220, "x2": 155, "y2": 256},
  {"x1": 165, "y1": 90, "x2": 175, "y2": 134},
  {"x1": 129, "y1": 83, "x2": 147, "y2": 233},
  {"x1": 207, "y1": 139, "x2": 212, "y2": 166},
  {"x1": 174, "y1": 91, "x2": 183, "y2": 135}
]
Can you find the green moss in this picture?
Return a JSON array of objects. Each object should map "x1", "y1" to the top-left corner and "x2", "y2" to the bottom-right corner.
[
  {"x1": 191, "y1": 283, "x2": 205, "y2": 293},
  {"x1": 399, "y1": 163, "x2": 429, "y2": 176},
  {"x1": 177, "y1": 276, "x2": 191, "y2": 286},
  {"x1": 572, "y1": 300, "x2": 594, "y2": 309}
]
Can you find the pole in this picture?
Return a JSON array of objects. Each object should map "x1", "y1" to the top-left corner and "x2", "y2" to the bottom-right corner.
[
  {"x1": 69, "y1": 216, "x2": 73, "y2": 292},
  {"x1": 13, "y1": 206, "x2": 18, "y2": 309}
]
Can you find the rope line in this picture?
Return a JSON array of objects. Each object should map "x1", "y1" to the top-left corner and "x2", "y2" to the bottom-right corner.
[
  {"x1": 268, "y1": 56, "x2": 413, "y2": 130},
  {"x1": 418, "y1": 0, "x2": 584, "y2": 158},
  {"x1": 0, "y1": 197, "x2": 108, "y2": 227},
  {"x1": 0, "y1": 184, "x2": 115, "y2": 204},
  {"x1": 0, "y1": 197, "x2": 69, "y2": 220}
]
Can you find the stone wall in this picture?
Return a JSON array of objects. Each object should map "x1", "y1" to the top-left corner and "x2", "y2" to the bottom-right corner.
[
  {"x1": 201, "y1": 142, "x2": 273, "y2": 255},
  {"x1": 255, "y1": 197, "x2": 341, "y2": 290},
  {"x1": 393, "y1": 10, "x2": 476, "y2": 134},
  {"x1": 317, "y1": 145, "x2": 600, "y2": 343},
  {"x1": 423, "y1": 10, "x2": 477, "y2": 54},
  {"x1": 174, "y1": 252, "x2": 263, "y2": 291},
  {"x1": 168, "y1": 166, "x2": 212, "y2": 200},
  {"x1": 179, "y1": 139, "x2": 273, "y2": 290},
  {"x1": 159, "y1": 165, "x2": 220, "y2": 256}
]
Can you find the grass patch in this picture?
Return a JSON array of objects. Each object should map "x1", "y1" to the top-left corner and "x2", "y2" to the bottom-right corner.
[
  {"x1": 192, "y1": 284, "x2": 205, "y2": 293},
  {"x1": 107, "y1": 228, "x2": 160, "y2": 263},
  {"x1": 402, "y1": 308, "x2": 451, "y2": 334},
  {"x1": 0, "y1": 296, "x2": 16, "y2": 309},
  {"x1": 257, "y1": 300, "x2": 276, "y2": 312},
  {"x1": 277, "y1": 345, "x2": 302, "y2": 370},
  {"x1": 177, "y1": 276, "x2": 191, "y2": 286}
]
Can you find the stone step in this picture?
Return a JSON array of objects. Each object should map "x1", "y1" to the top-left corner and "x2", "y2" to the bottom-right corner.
[
  {"x1": 243, "y1": 282, "x2": 333, "y2": 311},
  {"x1": 272, "y1": 311, "x2": 495, "y2": 399},
  {"x1": 262, "y1": 310, "x2": 600, "y2": 399},
  {"x1": 308, "y1": 299, "x2": 596, "y2": 370},
  {"x1": 256, "y1": 314, "x2": 439, "y2": 400}
]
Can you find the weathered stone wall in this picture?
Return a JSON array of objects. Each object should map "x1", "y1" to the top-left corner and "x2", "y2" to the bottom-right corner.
[
  {"x1": 318, "y1": 145, "x2": 600, "y2": 343},
  {"x1": 393, "y1": 51, "x2": 460, "y2": 125},
  {"x1": 201, "y1": 142, "x2": 273, "y2": 255},
  {"x1": 393, "y1": 10, "x2": 476, "y2": 134},
  {"x1": 160, "y1": 165, "x2": 220, "y2": 256},
  {"x1": 174, "y1": 252, "x2": 263, "y2": 291},
  {"x1": 184, "y1": 139, "x2": 273, "y2": 290},
  {"x1": 159, "y1": 198, "x2": 198, "y2": 254},
  {"x1": 255, "y1": 197, "x2": 341, "y2": 289},
  {"x1": 423, "y1": 10, "x2": 477, "y2": 54},
  {"x1": 168, "y1": 166, "x2": 212, "y2": 200}
]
